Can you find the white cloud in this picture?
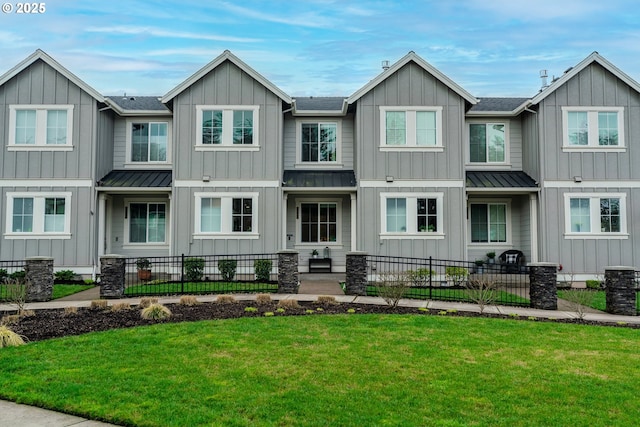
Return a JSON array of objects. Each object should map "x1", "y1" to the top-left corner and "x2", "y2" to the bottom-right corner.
[{"x1": 85, "y1": 25, "x2": 262, "y2": 43}]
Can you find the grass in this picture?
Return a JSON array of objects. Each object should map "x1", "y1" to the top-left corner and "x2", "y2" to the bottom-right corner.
[
  {"x1": 557, "y1": 290, "x2": 640, "y2": 312},
  {"x1": 0, "y1": 315, "x2": 639, "y2": 426},
  {"x1": 367, "y1": 285, "x2": 530, "y2": 306},
  {"x1": 0, "y1": 284, "x2": 94, "y2": 301},
  {"x1": 124, "y1": 281, "x2": 277, "y2": 296}
]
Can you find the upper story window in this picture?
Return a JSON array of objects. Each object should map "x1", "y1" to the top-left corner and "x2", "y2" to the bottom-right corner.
[
  {"x1": 562, "y1": 107, "x2": 624, "y2": 151},
  {"x1": 379, "y1": 107, "x2": 443, "y2": 151},
  {"x1": 564, "y1": 193, "x2": 627, "y2": 238},
  {"x1": 129, "y1": 121, "x2": 169, "y2": 163},
  {"x1": 195, "y1": 106, "x2": 259, "y2": 151},
  {"x1": 297, "y1": 121, "x2": 340, "y2": 165},
  {"x1": 8, "y1": 105, "x2": 74, "y2": 151},
  {"x1": 469, "y1": 123, "x2": 506, "y2": 163},
  {"x1": 194, "y1": 192, "x2": 259, "y2": 239},
  {"x1": 380, "y1": 193, "x2": 444, "y2": 238},
  {"x1": 5, "y1": 192, "x2": 72, "y2": 239}
]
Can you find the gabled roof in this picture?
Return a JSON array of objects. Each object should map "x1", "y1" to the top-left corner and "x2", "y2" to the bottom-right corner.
[
  {"x1": 467, "y1": 97, "x2": 530, "y2": 116},
  {"x1": 105, "y1": 95, "x2": 171, "y2": 116},
  {"x1": 291, "y1": 97, "x2": 348, "y2": 116},
  {"x1": 347, "y1": 51, "x2": 477, "y2": 105},
  {"x1": 0, "y1": 49, "x2": 104, "y2": 102},
  {"x1": 530, "y1": 52, "x2": 640, "y2": 105},
  {"x1": 162, "y1": 50, "x2": 292, "y2": 104}
]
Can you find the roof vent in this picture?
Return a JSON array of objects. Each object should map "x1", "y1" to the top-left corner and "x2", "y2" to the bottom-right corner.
[
  {"x1": 381, "y1": 60, "x2": 390, "y2": 71},
  {"x1": 539, "y1": 70, "x2": 548, "y2": 89}
]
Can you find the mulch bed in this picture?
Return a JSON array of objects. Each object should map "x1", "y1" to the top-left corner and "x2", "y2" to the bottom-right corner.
[{"x1": 2, "y1": 299, "x2": 637, "y2": 343}]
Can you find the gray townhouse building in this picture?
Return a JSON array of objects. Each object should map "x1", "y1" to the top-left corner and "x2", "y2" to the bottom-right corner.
[{"x1": 1, "y1": 49, "x2": 639, "y2": 279}]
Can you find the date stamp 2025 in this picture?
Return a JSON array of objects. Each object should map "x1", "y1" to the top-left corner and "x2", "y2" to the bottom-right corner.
[{"x1": 2, "y1": 2, "x2": 46, "y2": 14}]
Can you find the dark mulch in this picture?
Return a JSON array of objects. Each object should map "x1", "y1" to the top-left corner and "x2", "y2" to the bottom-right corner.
[{"x1": 2, "y1": 299, "x2": 637, "y2": 343}]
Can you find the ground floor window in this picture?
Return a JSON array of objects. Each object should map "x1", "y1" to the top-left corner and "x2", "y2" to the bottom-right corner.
[
  {"x1": 470, "y1": 203, "x2": 507, "y2": 243},
  {"x1": 195, "y1": 193, "x2": 258, "y2": 237},
  {"x1": 565, "y1": 193, "x2": 626, "y2": 236},
  {"x1": 5, "y1": 192, "x2": 71, "y2": 238},
  {"x1": 381, "y1": 193, "x2": 443, "y2": 236},
  {"x1": 128, "y1": 202, "x2": 166, "y2": 243}
]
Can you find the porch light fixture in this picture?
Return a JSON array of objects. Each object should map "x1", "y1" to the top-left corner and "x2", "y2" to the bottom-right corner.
[
  {"x1": 202, "y1": 175, "x2": 210, "y2": 182},
  {"x1": 386, "y1": 176, "x2": 394, "y2": 182},
  {"x1": 573, "y1": 176, "x2": 582, "y2": 183}
]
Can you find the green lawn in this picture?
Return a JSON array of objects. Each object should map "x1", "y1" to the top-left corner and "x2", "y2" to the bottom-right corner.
[
  {"x1": 557, "y1": 290, "x2": 640, "y2": 312},
  {"x1": 124, "y1": 281, "x2": 277, "y2": 296},
  {"x1": 0, "y1": 284, "x2": 94, "y2": 301},
  {"x1": 1, "y1": 315, "x2": 639, "y2": 426},
  {"x1": 367, "y1": 285, "x2": 530, "y2": 306}
]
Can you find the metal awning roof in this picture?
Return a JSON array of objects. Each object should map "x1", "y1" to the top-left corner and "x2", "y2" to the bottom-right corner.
[
  {"x1": 97, "y1": 170, "x2": 172, "y2": 189},
  {"x1": 283, "y1": 170, "x2": 356, "y2": 189},
  {"x1": 466, "y1": 171, "x2": 538, "y2": 190}
]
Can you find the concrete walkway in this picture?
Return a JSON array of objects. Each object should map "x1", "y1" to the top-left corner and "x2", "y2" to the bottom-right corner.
[{"x1": 1, "y1": 282, "x2": 639, "y2": 426}]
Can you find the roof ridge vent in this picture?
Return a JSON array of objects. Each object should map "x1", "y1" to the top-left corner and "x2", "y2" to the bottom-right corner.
[{"x1": 381, "y1": 60, "x2": 390, "y2": 71}]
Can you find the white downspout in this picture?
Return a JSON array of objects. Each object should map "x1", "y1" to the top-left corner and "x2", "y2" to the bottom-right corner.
[{"x1": 529, "y1": 193, "x2": 538, "y2": 263}]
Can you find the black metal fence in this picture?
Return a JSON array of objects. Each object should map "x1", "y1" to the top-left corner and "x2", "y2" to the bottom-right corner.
[
  {"x1": 0, "y1": 259, "x2": 27, "y2": 301},
  {"x1": 123, "y1": 253, "x2": 279, "y2": 297},
  {"x1": 365, "y1": 255, "x2": 530, "y2": 307}
]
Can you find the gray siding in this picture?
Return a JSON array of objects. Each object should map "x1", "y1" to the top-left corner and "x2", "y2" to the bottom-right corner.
[
  {"x1": 521, "y1": 111, "x2": 540, "y2": 181},
  {"x1": 96, "y1": 110, "x2": 114, "y2": 181},
  {"x1": 112, "y1": 117, "x2": 126, "y2": 169}
]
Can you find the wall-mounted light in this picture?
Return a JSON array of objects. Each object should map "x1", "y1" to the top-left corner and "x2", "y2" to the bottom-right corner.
[
  {"x1": 202, "y1": 175, "x2": 210, "y2": 182},
  {"x1": 386, "y1": 176, "x2": 394, "y2": 183},
  {"x1": 573, "y1": 176, "x2": 582, "y2": 183}
]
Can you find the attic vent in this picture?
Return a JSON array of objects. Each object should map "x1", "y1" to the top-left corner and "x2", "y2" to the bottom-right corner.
[{"x1": 381, "y1": 60, "x2": 390, "y2": 71}]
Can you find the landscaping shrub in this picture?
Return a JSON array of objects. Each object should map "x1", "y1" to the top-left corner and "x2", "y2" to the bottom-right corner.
[
  {"x1": 63, "y1": 307, "x2": 78, "y2": 316},
  {"x1": 445, "y1": 266, "x2": 469, "y2": 287},
  {"x1": 9, "y1": 270, "x2": 25, "y2": 280},
  {"x1": 1, "y1": 314, "x2": 20, "y2": 325},
  {"x1": 0, "y1": 269, "x2": 7, "y2": 282},
  {"x1": 3, "y1": 279, "x2": 28, "y2": 312},
  {"x1": 561, "y1": 290, "x2": 595, "y2": 320},
  {"x1": 216, "y1": 294, "x2": 236, "y2": 304},
  {"x1": 585, "y1": 280, "x2": 602, "y2": 290},
  {"x1": 0, "y1": 325, "x2": 25, "y2": 348},
  {"x1": 54, "y1": 270, "x2": 77, "y2": 281},
  {"x1": 465, "y1": 279, "x2": 498, "y2": 313},
  {"x1": 376, "y1": 272, "x2": 410, "y2": 308},
  {"x1": 139, "y1": 297, "x2": 159, "y2": 308},
  {"x1": 254, "y1": 259, "x2": 273, "y2": 281},
  {"x1": 277, "y1": 299, "x2": 301, "y2": 309},
  {"x1": 316, "y1": 295, "x2": 337, "y2": 305},
  {"x1": 141, "y1": 303, "x2": 172, "y2": 320},
  {"x1": 90, "y1": 300, "x2": 108, "y2": 310},
  {"x1": 218, "y1": 259, "x2": 237, "y2": 281},
  {"x1": 111, "y1": 302, "x2": 131, "y2": 312},
  {"x1": 184, "y1": 258, "x2": 205, "y2": 282},
  {"x1": 408, "y1": 268, "x2": 434, "y2": 286},
  {"x1": 255, "y1": 294, "x2": 272, "y2": 305},
  {"x1": 179, "y1": 295, "x2": 199, "y2": 306}
]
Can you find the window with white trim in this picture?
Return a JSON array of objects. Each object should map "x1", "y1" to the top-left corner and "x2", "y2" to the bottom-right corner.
[
  {"x1": 130, "y1": 122, "x2": 168, "y2": 163},
  {"x1": 300, "y1": 202, "x2": 338, "y2": 242},
  {"x1": 470, "y1": 203, "x2": 507, "y2": 243},
  {"x1": 195, "y1": 193, "x2": 259, "y2": 237},
  {"x1": 564, "y1": 194, "x2": 626, "y2": 237},
  {"x1": 299, "y1": 122, "x2": 339, "y2": 163},
  {"x1": 8, "y1": 105, "x2": 74, "y2": 149},
  {"x1": 562, "y1": 107, "x2": 624, "y2": 149},
  {"x1": 381, "y1": 193, "x2": 443, "y2": 237},
  {"x1": 196, "y1": 106, "x2": 259, "y2": 148},
  {"x1": 469, "y1": 123, "x2": 506, "y2": 163},
  {"x1": 380, "y1": 107, "x2": 443, "y2": 149},
  {"x1": 126, "y1": 202, "x2": 167, "y2": 244},
  {"x1": 5, "y1": 192, "x2": 71, "y2": 238}
]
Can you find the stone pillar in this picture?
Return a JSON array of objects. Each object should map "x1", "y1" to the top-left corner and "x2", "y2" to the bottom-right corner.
[
  {"x1": 100, "y1": 255, "x2": 126, "y2": 299},
  {"x1": 345, "y1": 252, "x2": 368, "y2": 296},
  {"x1": 528, "y1": 262, "x2": 557, "y2": 310},
  {"x1": 25, "y1": 257, "x2": 54, "y2": 302},
  {"x1": 605, "y1": 266, "x2": 636, "y2": 316},
  {"x1": 278, "y1": 250, "x2": 299, "y2": 294}
]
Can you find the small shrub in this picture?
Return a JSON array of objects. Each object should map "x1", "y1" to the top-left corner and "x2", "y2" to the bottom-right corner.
[
  {"x1": 111, "y1": 302, "x2": 131, "y2": 312},
  {"x1": 54, "y1": 270, "x2": 77, "y2": 281},
  {"x1": 277, "y1": 299, "x2": 301, "y2": 309},
  {"x1": 184, "y1": 258, "x2": 205, "y2": 282},
  {"x1": 418, "y1": 307, "x2": 428, "y2": 312},
  {"x1": 18, "y1": 309, "x2": 35, "y2": 317},
  {"x1": 447, "y1": 309, "x2": 458, "y2": 314},
  {"x1": 264, "y1": 312, "x2": 274, "y2": 317},
  {"x1": 216, "y1": 295, "x2": 236, "y2": 304},
  {"x1": 316, "y1": 295, "x2": 337, "y2": 305},
  {"x1": 585, "y1": 280, "x2": 602, "y2": 290},
  {"x1": 347, "y1": 308, "x2": 356, "y2": 314},
  {"x1": 255, "y1": 294, "x2": 272, "y2": 305},
  {"x1": 136, "y1": 258, "x2": 151, "y2": 270},
  {"x1": 0, "y1": 269, "x2": 7, "y2": 282},
  {"x1": 218, "y1": 259, "x2": 237, "y2": 281},
  {"x1": 9, "y1": 270, "x2": 25, "y2": 280},
  {"x1": 465, "y1": 279, "x2": 498, "y2": 313},
  {"x1": 254, "y1": 259, "x2": 273, "y2": 282},
  {"x1": 90, "y1": 300, "x2": 108, "y2": 310},
  {"x1": 244, "y1": 306, "x2": 258, "y2": 313},
  {"x1": 376, "y1": 272, "x2": 410, "y2": 308},
  {"x1": 527, "y1": 316, "x2": 536, "y2": 321},
  {"x1": 3, "y1": 279, "x2": 28, "y2": 313},
  {"x1": 561, "y1": 289, "x2": 595, "y2": 320},
  {"x1": 305, "y1": 309, "x2": 315, "y2": 314},
  {"x1": 445, "y1": 266, "x2": 469, "y2": 287},
  {"x1": 276, "y1": 308, "x2": 286, "y2": 313},
  {"x1": 438, "y1": 310, "x2": 447, "y2": 315},
  {"x1": 316, "y1": 307, "x2": 324, "y2": 312},
  {"x1": 0, "y1": 325, "x2": 26, "y2": 348},
  {"x1": 141, "y1": 303, "x2": 172, "y2": 320},
  {"x1": 1, "y1": 314, "x2": 21, "y2": 325},
  {"x1": 408, "y1": 268, "x2": 434, "y2": 286},
  {"x1": 179, "y1": 295, "x2": 200, "y2": 306},
  {"x1": 63, "y1": 306, "x2": 78, "y2": 316},
  {"x1": 84, "y1": 279, "x2": 96, "y2": 286},
  {"x1": 139, "y1": 297, "x2": 159, "y2": 308},
  {"x1": 509, "y1": 313, "x2": 519, "y2": 318}
]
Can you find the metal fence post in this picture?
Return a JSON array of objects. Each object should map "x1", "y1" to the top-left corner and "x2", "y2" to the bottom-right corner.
[{"x1": 181, "y1": 253, "x2": 185, "y2": 294}]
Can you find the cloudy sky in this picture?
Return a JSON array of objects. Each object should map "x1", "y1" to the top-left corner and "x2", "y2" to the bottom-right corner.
[{"x1": 1, "y1": 0, "x2": 638, "y2": 98}]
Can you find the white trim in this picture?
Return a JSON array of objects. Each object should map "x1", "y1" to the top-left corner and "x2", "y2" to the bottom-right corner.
[
  {"x1": 379, "y1": 106, "x2": 443, "y2": 149},
  {"x1": 193, "y1": 192, "x2": 259, "y2": 238},
  {"x1": 561, "y1": 106, "x2": 625, "y2": 150},
  {"x1": 544, "y1": 181, "x2": 640, "y2": 189},
  {"x1": 466, "y1": 120, "x2": 510, "y2": 165},
  {"x1": 359, "y1": 180, "x2": 464, "y2": 188},
  {"x1": 295, "y1": 119, "x2": 342, "y2": 165},
  {"x1": 350, "y1": 193, "x2": 357, "y2": 251},
  {"x1": 0, "y1": 179, "x2": 93, "y2": 187},
  {"x1": 125, "y1": 118, "x2": 172, "y2": 165},
  {"x1": 195, "y1": 105, "x2": 260, "y2": 148},
  {"x1": 563, "y1": 193, "x2": 627, "y2": 238},
  {"x1": 379, "y1": 192, "x2": 445, "y2": 238},
  {"x1": 123, "y1": 198, "x2": 170, "y2": 246},
  {"x1": 8, "y1": 105, "x2": 74, "y2": 149},
  {"x1": 529, "y1": 194, "x2": 538, "y2": 263},
  {"x1": 295, "y1": 198, "x2": 343, "y2": 245},
  {"x1": 174, "y1": 180, "x2": 279, "y2": 188},
  {"x1": 4, "y1": 192, "x2": 72, "y2": 238}
]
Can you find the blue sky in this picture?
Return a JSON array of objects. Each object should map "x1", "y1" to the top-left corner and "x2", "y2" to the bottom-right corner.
[{"x1": 1, "y1": 0, "x2": 639, "y2": 98}]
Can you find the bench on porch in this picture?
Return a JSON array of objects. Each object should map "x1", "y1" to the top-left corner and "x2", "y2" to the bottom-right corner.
[{"x1": 309, "y1": 257, "x2": 332, "y2": 273}]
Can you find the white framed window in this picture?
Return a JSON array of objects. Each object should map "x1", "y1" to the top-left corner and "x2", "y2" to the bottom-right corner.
[
  {"x1": 126, "y1": 120, "x2": 170, "y2": 164},
  {"x1": 380, "y1": 193, "x2": 444, "y2": 238},
  {"x1": 379, "y1": 107, "x2": 443, "y2": 151},
  {"x1": 195, "y1": 106, "x2": 259, "y2": 150},
  {"x1": 470, "y1": 202, "x2": 509, "y2": 244},
  {"x1": 124, "y1": 201, "x2": 168, "y2": 246},
  {"x1": 564, "y1": 193, "x2": 627, "y2": 238},
  {"x1": 8, "y1": 105, "x2": 74, "y2": 150},
  {"x1": 562, "y1": 107, "x2": 624, "y2": 151},
  {"x1": 297, "y1": 201, "x2": 342, "y2": 244},
  {"x1": 469, "y1": 122, "x2": 507, "y2": 164},
  {"x1": 297, "y1": 121, "x2": 341, "y2": 165},
  {"x1": 194, "y1": 192, "x2": 259, "y2": 238},
  {"x1": 5, "y1": 192, "x2": 72, "y2": 239}
]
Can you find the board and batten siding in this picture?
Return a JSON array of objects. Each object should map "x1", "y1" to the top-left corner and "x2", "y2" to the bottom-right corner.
[
  {"x1": 96, "y1": 110, "x2": 115, "y2": 181},
  {"x1": 521, "y1": 111, "x2": 540, "y2": 182}
]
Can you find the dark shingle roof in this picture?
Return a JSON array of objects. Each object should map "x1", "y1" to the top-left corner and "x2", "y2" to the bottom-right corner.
[
  {"x1": 283, "y1": 170, "x2": 356, "y2": 188},
  {"x1": 293, "y1": 97, "x2": 347, "y2": 111},
  {"x1": 105, "y1": 96, "x2": 169, "y2": 112},
  {"x1": 469, "y1": 97, "x2": 529, "y2": 112},
  {"x1": 98, "y1": 170, "x2": 172, "y2": 188},
  {"x1": 466, "y1": 171, "x2": 537, "y2": 189}
]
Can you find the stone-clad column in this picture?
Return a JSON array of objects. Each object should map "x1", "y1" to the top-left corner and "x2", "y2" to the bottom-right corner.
[
  {"x1": 605, "y1": 267, "x2": 636, "y2": 316},
  {"x1": 278, "y1": 250, "x2": 299, "y2": 294},
  {"x1": 100, "y1": 255, "x2": 126, "y2": 299},
  {"x1": 25, "y1": 257, "x2": 54, "y2": 302},
  {"x1": 345, "y1": 252, "x2": 368, "y2": 296},
  {"x1": 528, "y1": 262, "x2": 558, "y2": 310}
]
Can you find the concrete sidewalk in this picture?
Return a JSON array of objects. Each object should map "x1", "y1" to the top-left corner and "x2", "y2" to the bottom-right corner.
[{"x1": 2, "y1": 283, "x2": 639, "y2": 426}]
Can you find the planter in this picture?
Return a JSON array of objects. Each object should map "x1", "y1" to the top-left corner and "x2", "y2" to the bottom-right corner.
[{"x1": 137, "y1": 269, "x2": 151, "y2": 280}]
